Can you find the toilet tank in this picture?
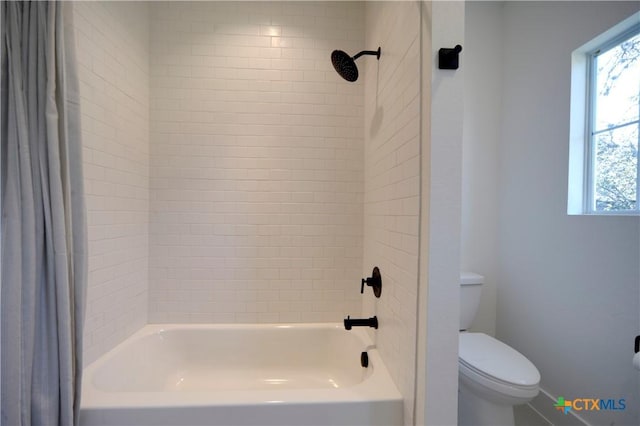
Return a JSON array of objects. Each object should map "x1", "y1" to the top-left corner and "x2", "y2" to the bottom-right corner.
[{"x1": 460, "y1": 272, "x2": 484, "y2": 331}]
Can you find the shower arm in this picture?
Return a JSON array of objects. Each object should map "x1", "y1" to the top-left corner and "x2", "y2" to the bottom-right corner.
[{"x1": 353, "y1": 47, "x2": 381, "y2": 61}]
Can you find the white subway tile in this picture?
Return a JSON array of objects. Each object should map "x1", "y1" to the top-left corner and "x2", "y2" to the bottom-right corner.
[
  {"x1": 74, "y1": 1, "x2": 150, "y2": 365},
  {"x1": 149, "y1": 3, "x2": 363, "y2": 325}
]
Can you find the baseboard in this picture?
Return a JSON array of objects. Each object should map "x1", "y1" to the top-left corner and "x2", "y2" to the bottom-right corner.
[{"x1": 529, "y1": 387, "x2": 591, "y2": 426}]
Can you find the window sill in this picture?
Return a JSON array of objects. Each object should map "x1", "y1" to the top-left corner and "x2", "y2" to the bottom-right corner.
[{"x1": 569, "y1": 210, "x2": 640, "y2": 217}]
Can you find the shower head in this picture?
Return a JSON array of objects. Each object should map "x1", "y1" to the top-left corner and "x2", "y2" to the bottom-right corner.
[
  {"x1": 331, "y1": 47, "x2": 381, "y2": 82},
  {"x1": 331, "y1": 50, "x2": 358, "y2": 82}
]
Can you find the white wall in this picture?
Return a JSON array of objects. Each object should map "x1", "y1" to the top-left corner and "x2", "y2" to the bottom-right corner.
[
  {"x1": 461, "y1": 1, "x2": 503, "y2": 337},
  {"x1": 462, "y1": 2, "x2": 640, "y2": 425},
  {"x1": 362, "y1": 2, "x2": 423, "y2": 423},
  {"x1": 416, "y1": 1, "x2": 465, "y2": 424},
  {"x1": 148, "y1": 1, "x2": 365, "y2": 323},
  {"x1": 73, "y1": 1, "x2": 150, "y2": 364}
]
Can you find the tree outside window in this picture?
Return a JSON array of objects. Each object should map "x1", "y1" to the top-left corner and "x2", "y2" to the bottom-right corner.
[{"x1": 591, "y1": 30, "x2": 640, "y2": 212}]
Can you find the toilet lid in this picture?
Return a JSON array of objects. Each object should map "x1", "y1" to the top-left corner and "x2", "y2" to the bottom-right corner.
[{"x1": 459, "y1": 333, "x2": 540, "y2": 387}]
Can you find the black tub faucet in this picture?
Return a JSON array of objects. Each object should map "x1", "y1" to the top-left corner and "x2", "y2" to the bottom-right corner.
[{"x1": 344, "y1": 315, "x2": 378, "y2": 330}]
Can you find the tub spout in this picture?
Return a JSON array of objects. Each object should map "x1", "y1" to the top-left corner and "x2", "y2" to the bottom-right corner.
[{"x1": 344, "y1": 315, "x2": 378, "y2": 330}]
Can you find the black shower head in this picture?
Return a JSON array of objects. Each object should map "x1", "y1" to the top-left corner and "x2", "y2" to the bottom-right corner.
[
  {"x1": 331, "y1": 47, "x2": 381, "y2": 82},
  {"x1": 331, "y1": 50, "x2": 358, "y2": 82}
]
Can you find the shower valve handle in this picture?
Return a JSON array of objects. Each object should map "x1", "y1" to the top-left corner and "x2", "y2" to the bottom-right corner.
[{"x1": 360, "y1": 267, "x2": 382, "y2": 298}]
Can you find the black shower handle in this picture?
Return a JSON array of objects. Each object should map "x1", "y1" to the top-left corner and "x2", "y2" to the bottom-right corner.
[{"x1": 360, "y1": 267, "x2": 382, "y2": 298}]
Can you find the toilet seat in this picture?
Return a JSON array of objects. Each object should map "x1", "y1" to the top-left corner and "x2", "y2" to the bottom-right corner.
[{"x1": 459, "y1": 333, "x2": 540, "y2": 399}]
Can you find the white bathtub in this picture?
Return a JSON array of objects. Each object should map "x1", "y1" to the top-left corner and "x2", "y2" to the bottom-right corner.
[{"x1": 80, "y1": 323, "x2": 403, "y2": 426}]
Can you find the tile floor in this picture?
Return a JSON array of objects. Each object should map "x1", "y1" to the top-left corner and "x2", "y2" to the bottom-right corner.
[{"x1": 514, "y1": 404, "x2": 553, "y2": 426}]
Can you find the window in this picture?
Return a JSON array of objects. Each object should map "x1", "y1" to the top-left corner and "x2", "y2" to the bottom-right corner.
[
  {"x1": 568, "y1": 14, "x2": 640, "y2": 215},
  {"x1": 588, "y1": 28, "x2": 640, "y2": 213}
]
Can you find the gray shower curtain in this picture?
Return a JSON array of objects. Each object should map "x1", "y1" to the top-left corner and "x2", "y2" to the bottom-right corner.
[{"x1": 1, "y1": 2, "x2": 87, "y2": 425}]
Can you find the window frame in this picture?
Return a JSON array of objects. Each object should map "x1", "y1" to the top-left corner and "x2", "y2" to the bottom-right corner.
[
  {"x1": 568, "y1": 13, "x2": 640, "y2": 216},
  {"x1": 585, "y1": 24, "x2": 640, "y2": 215}
]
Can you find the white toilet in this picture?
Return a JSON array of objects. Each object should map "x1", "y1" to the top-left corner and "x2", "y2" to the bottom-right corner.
[{"x1": 458, "y1": 272, "x2": 540, "y2": 426}]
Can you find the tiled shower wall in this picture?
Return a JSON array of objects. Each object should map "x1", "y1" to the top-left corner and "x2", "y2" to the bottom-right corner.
[
  {"x1": 73, "y1": 2, "x2": 150, "y2": 363},
  {"x1": 362, "y1": 2, "x2": 421, "y2": 424},
  {"x1": 148, "y1": 2, "x2": 365, "y2": 323}
]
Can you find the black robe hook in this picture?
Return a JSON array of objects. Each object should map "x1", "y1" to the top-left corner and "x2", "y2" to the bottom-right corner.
[{"x1": 438, "y1": 45, "x2": 462, "y2": 70}]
